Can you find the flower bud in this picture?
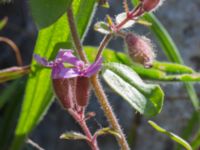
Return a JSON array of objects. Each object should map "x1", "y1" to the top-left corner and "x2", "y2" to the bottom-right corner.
[
  {"x1": 141, "y1": 0, "x2": 163, "y2": 12},
  {"x1": 125, "y1": 33, "x2": 155, "y2": 68},
  {"x1": 52, "y1": 78, "x2": 75, "y2": 109},
  {"x1": 76, "y1": 77, "x2": 90, "y2": 107}
]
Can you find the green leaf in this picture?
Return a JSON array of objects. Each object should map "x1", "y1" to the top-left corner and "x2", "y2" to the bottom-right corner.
[
  {"x1": 0, "y1": 79, "x2": 26, "y2": 150},
  {"x1": 176, "y1": 111, "x2": 200, "y2": 150},
  {"x1": 191, "y1": 129, "x2": 200, "y2": 150},
  {"x1": 97, "y1": 0, "x2": 110, "y2": 8},
  {"x1": 102, "y1": 63, "x2": 164, "y2": 117},
  {"x1": 148, "y1": 120, "x2": 192, "y2": 150},
  {"x1": 94, "y1": 21, "x2": 111, "y2": 34},
  {"x1": 0, "y1": 80, "x2": 25, "y2": 109},
  {"x1": 153, "y1": 61, "x2": 194, "y2": 74},
  {"x1": 0, "y1": 17, "x2": 8, "y2": 30},
  {"x1": 11, "y1": 1, "x2": 96, "y2": 150},
  {"x1": 29, "y1": 0, "x2": 73, "y2": 28},
  {"x1": 0, "y1": 66, "x2": 30, "y2": 83},
  {"x1": 84, "y1": 46, "x2": 200, "y2": 82},
  {"x1": 60, "y1": 131, "x2": 88, "y2": 141},
  {"x1": 94, "y1": 127, "x2": 121, "y2": 139}
]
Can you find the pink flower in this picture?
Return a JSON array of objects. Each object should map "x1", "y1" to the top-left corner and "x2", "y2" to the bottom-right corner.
[
  {"x1": 34, "y1": 49, "x2": 102, "y2": 79},
  {"x1": 34, "y1": 49, "x2": 102, "y2": 109}
]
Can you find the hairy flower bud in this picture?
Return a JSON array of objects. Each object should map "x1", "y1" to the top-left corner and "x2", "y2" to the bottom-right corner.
[
  {"x1": 53, "y1": 78, "x2": 75, "y2": 109},
  {"x1": 125, "y1": 33, "x2": 155, "y2": 68},
  {"x1": 141, "y1": 0, "x2": 163, "y2": 12},
  {"x1": 76, "y1": 77, "x2": 90, "y2": 107}
]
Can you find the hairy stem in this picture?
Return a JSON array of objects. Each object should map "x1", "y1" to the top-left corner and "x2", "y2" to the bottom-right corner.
[
  {"x1": 68, "y1": 110, "x2": 99, "y2": 150},
  {"x1": 91, "y1": 75, "x2": 130, "y2": 150},
  {"x1": 67, "y1": 6, "x2": 130, "y2": 150},
  {"x1": 95, "y1": 34, "x2": 112, "y2": 61},
  {"x1": 67, "y1": 8, "x2": 88, "y2": 63}
]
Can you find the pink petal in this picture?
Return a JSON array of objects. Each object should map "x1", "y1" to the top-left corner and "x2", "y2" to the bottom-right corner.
[
  {"x1": 84, "y1": 57, "x2": 103, "y2": 77},
  {"x1": 56, "y1": 49, "x2": 84, "y2": 66},
  {"x1": 34, "y1": 54, "x2": 53, "y2": 67},
  {"x1": 51, "y1": 64, "x2": 79, "y2": 79}
]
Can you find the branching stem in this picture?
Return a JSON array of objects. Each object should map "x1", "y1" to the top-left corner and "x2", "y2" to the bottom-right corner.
[
  {"x1": 67, "y1": 6, "x2": 130, "y2": 150},
  {"x1": 68, "y1": 109, "x2": 99, "y2": 150}
]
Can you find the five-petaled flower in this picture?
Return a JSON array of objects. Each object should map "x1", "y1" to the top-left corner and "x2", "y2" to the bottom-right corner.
[{"x1": 34, "y1": 49, "x2": 102, "y2": 79}]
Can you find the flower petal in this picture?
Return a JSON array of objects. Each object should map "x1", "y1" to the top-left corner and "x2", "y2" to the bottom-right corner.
[
  {"x1": 84, "y1": 57, "x2": 103, "y2": 77},
  {"x1": 34, "y1": 54, "x2": 53, "y2": 67},
  {"x1": 56, "y1": 49, "x2": 84, "y2": 66},
  {"x1": 61, "y1": 68, "x2": 80, "y2": 78},
  {"x1": 51, "y1": 64, "x2": 79, "y2": 79}
]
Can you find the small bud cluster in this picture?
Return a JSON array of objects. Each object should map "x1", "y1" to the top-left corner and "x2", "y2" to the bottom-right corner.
[{"x1": 125, "y1": 33, "x2": 155, "y2": 68}]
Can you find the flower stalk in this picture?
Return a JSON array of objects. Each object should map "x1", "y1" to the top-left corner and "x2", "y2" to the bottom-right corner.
[
  {"x1": 68, "y1": 109, "x2": 99, "y2": 150},
  {"x1": 67, "y1": 8, "x2": 88, "y2": 63},
  {"x1": 67, "y1": 6, "x2": 130, "y2": 150},
  {"x1": 95, "y1": 34, "x2": 112, "y2": 61},
  {"x1": 0, "y1": 36, "x2": 23, "y2": 66}
]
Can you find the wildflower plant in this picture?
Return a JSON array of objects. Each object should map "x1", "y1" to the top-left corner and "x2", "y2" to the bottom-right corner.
[{"x1": 1, "y1": 0, "x2": 200, "y2": 150}]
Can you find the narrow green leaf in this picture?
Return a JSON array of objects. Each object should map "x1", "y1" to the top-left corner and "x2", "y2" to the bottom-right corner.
[
  {"x1": 102, "y1": 63, "x2": 164, "y2": 117},
  {"x1": 94, "y1": 21, "x2": 111, "y2": 34},
  {"x1": 159, "y1": 74, "x2": 200, "y2": 82},
  {"x1": 0, "y1": 79, "x2": 25, "y2": 109},
  {"x1": 149, "y1": 120, "x2": 192, "y2": 150},
  {"x1": 11, "y1": 15, "x2": 67, "y2": 150},
  {"x1": 29, "y1": 0, "x2": 73, "y2": 28},
  {"x1": 176, "y1": 111, "x2": 200, "y2": 150},
  {"x1": 85, "y1": 46, "x2": 200, "y2": 82},
  {"x1": 11, "y1": 1, "x2": 96, "y2": 150},
  {"x1": 153, "y1": 61, "x2": 194, "y2": 74},
  {"x1": 0, "y1": 66, "x2": 30, "y2": 83},
  {"x1": 60, "y1": 131, "x2": 88, "y2": 141},
  {"x1": 0, "y1": 79, "x2": 26, "y2": 150},
  {"x1": 0, "y1": 17, "x2": 8, "y2": 30},
  {"x1": 191, "y1": 129, "x2": 200, "y2": 150},
  {"x1": 94, "y1": 127, "x2": 121, "y2": 139}
]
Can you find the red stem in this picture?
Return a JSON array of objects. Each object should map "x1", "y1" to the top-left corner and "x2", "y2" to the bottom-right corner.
[
  {"x1": 68, "y1": 109, "x2": 99, "y2": 150},
  {"x1": 115, "y1": 17, "x2": 130, "y2": 31},
  {"x1": 0, "y1": 36, "x2": 23, "y2": 66}
]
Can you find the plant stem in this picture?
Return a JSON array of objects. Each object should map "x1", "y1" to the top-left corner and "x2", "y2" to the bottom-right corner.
[
  {"x1": 67, "y1": 8, "x2": 88, "y2": 63},
  {"x1": 95, "y1": 34, "x2": 112, "y2": 61},
  {"x1": 91, "y1": 75, "x2": 130, "y2": 150},
  {"x1": 67, "y1": 7, "x2": 130, "y2": 150},
  {"x1": 0, "y1": 36, "x2": 23, "y2": 66},
  {"x1": 68, "y1": 110, "x2": 99, "y2": 150}
]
